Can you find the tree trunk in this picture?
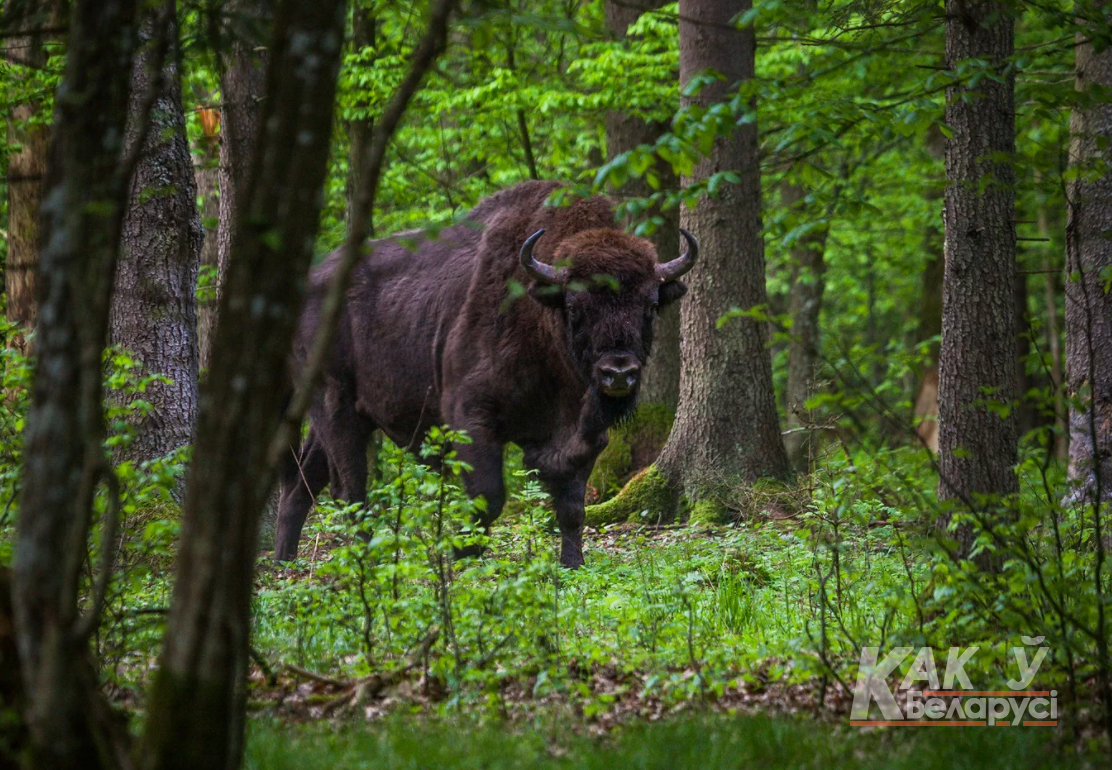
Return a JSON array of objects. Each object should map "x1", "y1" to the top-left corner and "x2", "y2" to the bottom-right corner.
[
  {"x1": 216, "y1": 0, "x2": 270, "y2": 296},
  {"x1": 346, "y1": 1, "x2": 375, "y2": 236},
  {"x1": 656, "y1": 0, "x2": 790, "y2": 507},
  {"x1": 12, "y1": 0, "x2": 142, "y2": 767},
  {"x1": 196, "y1": 111, "x2": 221, "y2": 371},
  {"x1": 1037, "y1": 179, "x2": 1068, "y2": 462},
  {"x1": 782, "y1": 182, "x2": 829, "y2": 471},
  {"x1": 110, "y1": 7, "x2": 202, "y2": 466},
  {"x1": 937, "y1": 0, "x2": 1018, "y2": 551},
  {"x1": 913, "y1": 123, "x2": 946, "y2": 453},
  {"x1": 4, "y1": 2, "x2": 61, "y2": 340},
  {"x1": 1064, "y1": 0, "x2": 1112, "y2": 506},
  {"x1": 135, "y1": 2, "x2": 348, "y2": 767},
  {"x1": 604, "y1": 0, "x2": 680, "y2": 411}
]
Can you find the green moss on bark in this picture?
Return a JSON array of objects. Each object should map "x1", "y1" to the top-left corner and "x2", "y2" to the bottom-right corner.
[
  {"x1": 588, "y1": 404, "x2": 674, "y2": 502},
  {"x1": 584, "y1": 465, "x2": 677, "y2": 526},
  {"x1": 687, "y1": 498, "x2": 727, "y2": 527}
]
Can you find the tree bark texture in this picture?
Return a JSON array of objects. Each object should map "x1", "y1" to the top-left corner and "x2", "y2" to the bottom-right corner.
[
  {"x1": 1064, "y1": 0, "x2": 1112, "y2": 506},
  {"x1": 136, "y1": 2, "x2": 347, "y2": 767},
  {"x1": 782, "y1": 182, "x2": 829, "y2": 472},
  {"x1": 656, "y1": 0, "x2": 791, "y2": 497},
  {"x1": 604, "y1": 0, "x2": 680, "y2": 410},
  {"x1": 4, "y1": 1, "x2": 62, "y2": 337},
  {"x1": 195, "y1": 128, "x2": 221, "y2": 372},
  {"x1": 110, "y1": 7, "x2": 202, "y2": 465},
  {"x1": 12, "y1": 0, "x2": 141, "y2": 767},
  {"x1": 937, "y1": 1, "x2": 1018, "y2": 528},
  {"x1": 216, "y1": 0, "x2": 270, "y2": 292}
]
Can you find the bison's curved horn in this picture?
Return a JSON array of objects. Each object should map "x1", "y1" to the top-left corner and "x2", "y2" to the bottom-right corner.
[
  {"x1": 656, "y1": 228, "x2": 699, "y2": 282},
  {"x1": 520, "y1": 229, "x2": 568, "y2": 285}
]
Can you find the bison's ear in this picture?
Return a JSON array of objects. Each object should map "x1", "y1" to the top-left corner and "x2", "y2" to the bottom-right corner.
[
  {"x1": 529, "y1": 283, "x2": 566, "y2": 309},
  {"x1": 659, "y1": 280, "x2": 687, "y2": 307}
]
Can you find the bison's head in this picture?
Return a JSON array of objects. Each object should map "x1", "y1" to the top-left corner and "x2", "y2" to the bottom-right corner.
[{"x1": 520, "y1": 227, "x2": 698, "y2": 401}]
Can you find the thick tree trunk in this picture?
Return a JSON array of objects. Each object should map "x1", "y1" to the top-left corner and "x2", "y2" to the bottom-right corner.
[
  {"x1": 12, "y1": 0, "x2": 141, "y2": 767},
  {"x1": 196, "y1": 111, "x2": 221, "y2": 371},
  {"x1": 1064, "y1": 0, "x2": 1112, "y2": 506},
  {"x1": 656, "y1": 0, "x2": 790, "y2": 505},
  {"x1": 937, "y1": 0, "x2": 1018, "y2": 550},
  {"x1": 135, "y1": 3, "x2": 348, "y2": 767},
  {"x1": 216, "y1": 0, "x2": 270, "y2": 294},
  {"x1": 110, "y1": 8, "x2": 202, "y2": 465},
  {"x1": 782, "y1": 182, "x2": 829, "y2": 471},
  {"x1": 604, "y1": 0, "x2": 680, "y2": 411},
  {"x1": 4, "y1": 3, "x2": 61, "y2": 339}
]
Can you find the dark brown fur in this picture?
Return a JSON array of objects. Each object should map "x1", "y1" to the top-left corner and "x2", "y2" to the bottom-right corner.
[{"x1": 274, "y1": 181, "x2": 690, "y2": 567}]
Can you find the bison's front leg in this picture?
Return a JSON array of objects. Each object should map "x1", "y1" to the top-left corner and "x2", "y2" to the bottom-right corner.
[
  {"x1": 451, "y1": 422, "x2": 506, "y2": 559},
  {"x1": 548, "y1": 470, "x2": 590, "y2": 569}
]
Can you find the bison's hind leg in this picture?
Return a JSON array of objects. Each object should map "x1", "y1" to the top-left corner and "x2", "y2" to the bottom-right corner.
[{"x1": 275, "y1": 429, "x2": 331, "y2": 561}]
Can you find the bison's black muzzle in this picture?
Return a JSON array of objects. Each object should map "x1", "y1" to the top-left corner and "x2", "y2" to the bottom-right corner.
[{"x1": 596, "y1": 356, "x2": 640, "y2": 397}]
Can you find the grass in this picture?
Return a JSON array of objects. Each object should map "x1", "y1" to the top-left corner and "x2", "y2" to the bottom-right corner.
[{"x1": 246, "y1": 714, "x2": 1087, "y2": 770}]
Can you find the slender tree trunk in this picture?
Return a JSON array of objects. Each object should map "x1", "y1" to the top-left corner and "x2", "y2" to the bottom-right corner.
[
  {"x1": 1064, "y1": 0, "x2": 1112, "y2": 506},
  {"x1": 196, "y1": 109, "x2": 221, "y2": 371},
  {"x1": 346, "y1": 2, "x2": 384, "y2": 483},
  {"x1": 346, "y1": 1, "x2": 375, "y2": 235},
  {"x1": 656, "y1": 0, "x2": 790, "y2": 505},
  {"x1": 216, "y1": 0, "x2": 270, "y2": 293},
  {"x1": 912, "y1": 124, "x2": 946, "y2": 453},
  {"x1": 1015, "y1": 269, "x2": 1035, "y2": 435},
  {"x1": 110, "y1": 7, "x2": 202, "y2": 465},
  {"x1": 782, "y1": 182, "x2": 829, "y2": 471},
  {"x1": 1037, "y1": 180, "x2": 1068, "y2": 462},
  {"x1": 12, "y1": 0, "x2": 142, "y2": 767},
  {"x1": 937, "y1": 0, "x2": 1018, "y2": 552},
  {"x1": 604, "y1": 0, "x2": 680, "y2": 411},
  {"x1": 135, "y1": 3, "x2": 348, "y2": 767},
  {"x1": 4, "y1": 2, "x2": 61, "y2": 341}
]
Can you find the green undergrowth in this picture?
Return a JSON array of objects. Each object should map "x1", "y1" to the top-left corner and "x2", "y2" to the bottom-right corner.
[{"x1": 245, "y1": 714, "x2": 1088, "y2": 770}]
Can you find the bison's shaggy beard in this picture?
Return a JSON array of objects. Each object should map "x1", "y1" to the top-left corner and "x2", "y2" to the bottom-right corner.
[{"x1": 589, "y1": 385, "x2": 640, "y2": 429}]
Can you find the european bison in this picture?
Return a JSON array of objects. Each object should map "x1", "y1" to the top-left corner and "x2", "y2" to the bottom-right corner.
[{"x1": 274, "y1": 180, "x2": 697, "y2": 568}]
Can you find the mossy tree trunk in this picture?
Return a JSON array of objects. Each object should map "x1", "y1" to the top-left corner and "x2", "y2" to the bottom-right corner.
[
  {"x1": 109, "y1": 7, "x2": 202, "y2": 466},
  {"x1": 654, "y1": 0, "x2": 790, "y2": 513}
]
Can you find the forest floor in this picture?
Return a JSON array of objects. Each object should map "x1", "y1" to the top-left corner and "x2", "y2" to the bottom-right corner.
[
  {"x1": 228, "y1": 521, "x2": 1102, "y2": 769},
  {"x1": 88, "y1": 446, "x2": 1107, "y2": 768}
]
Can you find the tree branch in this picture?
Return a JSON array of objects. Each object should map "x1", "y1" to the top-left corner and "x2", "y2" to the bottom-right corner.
[{"x1": 269, "y1": 0, "x2": 458, "y2": 464}]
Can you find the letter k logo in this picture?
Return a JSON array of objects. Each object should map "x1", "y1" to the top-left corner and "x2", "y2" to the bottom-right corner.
[{"x1": 851, "y1": 647, "x2": 914, "y2": 720}]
